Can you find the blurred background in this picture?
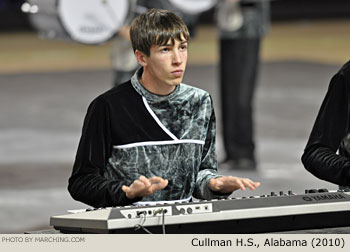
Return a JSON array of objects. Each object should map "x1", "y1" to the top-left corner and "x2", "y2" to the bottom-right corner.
[{"x1": 0, "y1": 0, "x2": 349, "y2": 233}]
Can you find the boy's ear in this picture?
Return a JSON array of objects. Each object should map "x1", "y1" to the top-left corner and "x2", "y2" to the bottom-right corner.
[{"x1": 135, "y1": 50, "x2": 148, "y2": 67}]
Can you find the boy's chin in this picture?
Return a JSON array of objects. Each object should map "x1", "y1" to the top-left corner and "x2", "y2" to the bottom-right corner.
[{"x1": 172, "y1": 79, "x2": 183, "y2": 86}]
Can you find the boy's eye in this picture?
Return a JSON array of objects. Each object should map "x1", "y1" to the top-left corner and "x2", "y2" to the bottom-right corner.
[{"x1": 161, "y1": 47, "x2": 169, "y2": 52}]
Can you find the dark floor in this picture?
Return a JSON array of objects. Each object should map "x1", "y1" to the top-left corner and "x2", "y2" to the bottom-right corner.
[{"x1": 0, "y1": 60, "x2": 345, "y2": 233}]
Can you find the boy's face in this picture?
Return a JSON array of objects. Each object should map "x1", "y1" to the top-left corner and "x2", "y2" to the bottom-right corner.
[{"x1": 141, "y1": 37, "x2": 188, "y2": 93}]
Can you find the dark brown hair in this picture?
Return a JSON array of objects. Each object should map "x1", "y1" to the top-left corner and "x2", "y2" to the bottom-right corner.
[{"x1": 129, "y1": 9, "x2": 190, "y2": 56}]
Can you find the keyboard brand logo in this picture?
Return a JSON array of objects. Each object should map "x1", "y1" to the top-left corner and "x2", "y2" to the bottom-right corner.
[{"x1": 302, "y1": 193, "x2": 346, "y2": 202}]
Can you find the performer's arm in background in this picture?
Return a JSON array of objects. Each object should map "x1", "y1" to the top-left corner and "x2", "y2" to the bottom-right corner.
[{"x1": 302, "y1": 62, "x2": 350, "y2": 186}]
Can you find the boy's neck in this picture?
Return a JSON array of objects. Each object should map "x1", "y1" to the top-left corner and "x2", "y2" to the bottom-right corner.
[{"x1": 140, "y1": 71, "x2": 177, "y2": 96}]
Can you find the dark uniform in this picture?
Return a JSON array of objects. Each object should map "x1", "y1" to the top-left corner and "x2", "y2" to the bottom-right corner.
[{"x1": 69, "y1": 68, "x2": 228, "y2": 207}]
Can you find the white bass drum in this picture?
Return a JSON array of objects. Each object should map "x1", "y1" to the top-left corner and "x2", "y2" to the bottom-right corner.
[
  {"x1": 22, "y1": 0, "x2": 130, "y2": 44},
  {"x1": 168, "y1": 0, "x2": 217, "y2": 14}
]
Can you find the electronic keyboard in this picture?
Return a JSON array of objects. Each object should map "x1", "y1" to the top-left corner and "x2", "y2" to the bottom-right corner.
[{"x1": 50, "y1": 189, "x2": 350, "y2": 233}]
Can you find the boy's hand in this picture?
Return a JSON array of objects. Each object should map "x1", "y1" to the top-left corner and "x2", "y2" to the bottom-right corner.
[
  {"x1": 209, "y1": 176, "x2": 260, "y2": 194},
  {"x1": 122, "y1": 175, "x2": 168, "y2": 199}
]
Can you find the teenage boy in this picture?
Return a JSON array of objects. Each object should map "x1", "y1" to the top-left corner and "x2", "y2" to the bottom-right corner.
[{"x1": 68, "y1": 9, "x2": 260, "y2": 208}]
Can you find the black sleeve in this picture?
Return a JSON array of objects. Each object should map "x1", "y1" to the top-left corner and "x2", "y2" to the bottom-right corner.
[
  {"x1": 68, "y1": 96, "x2": 141, "y2": 207},
  {"x1": 301, "y1": 65, "x2": 350, "y2": 186}
]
